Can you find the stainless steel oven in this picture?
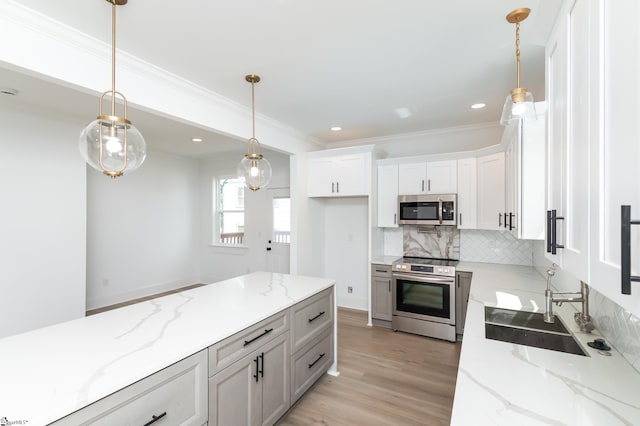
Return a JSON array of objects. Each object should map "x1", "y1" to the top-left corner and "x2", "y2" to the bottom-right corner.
[{"x1": 391, "y1": 257, "x2": 457, "y2": 342}]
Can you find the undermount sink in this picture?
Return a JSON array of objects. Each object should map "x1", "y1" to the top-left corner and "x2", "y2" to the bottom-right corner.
[{"x1": 484, "y1": 306, "x2": 588, "y2": 356}]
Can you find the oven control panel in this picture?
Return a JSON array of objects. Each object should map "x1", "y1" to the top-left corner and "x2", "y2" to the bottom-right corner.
[{"x1": 392, "y1": 262, "x2": 456, "y2": 277}]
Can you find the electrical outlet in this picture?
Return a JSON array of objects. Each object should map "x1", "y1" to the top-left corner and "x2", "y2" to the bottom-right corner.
[{"x1": 348, "y1": 286, "x2": 353, "y2": 293}]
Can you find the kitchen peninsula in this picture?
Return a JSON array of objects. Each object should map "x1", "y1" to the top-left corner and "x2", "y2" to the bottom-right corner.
[{"x1": 0, "y1": 272, "x2": 336, "y2": 425}]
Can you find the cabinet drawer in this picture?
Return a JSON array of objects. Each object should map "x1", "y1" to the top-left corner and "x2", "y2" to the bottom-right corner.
[
  {"x1": 371, "y1": 264, "x2": 392, "y2": 277},
  {"x1": 291, "y1": 329, "x2": 333, "y2": 403},
  {"x1": 53, "y1": 350, "x2": 207, "y2": 426},
  {"x1": 208, "y1": 310, "x2": 289, "y2": 376},
  {"x1": 291, "y1": 287, "x2": 333, "y2": 354}
]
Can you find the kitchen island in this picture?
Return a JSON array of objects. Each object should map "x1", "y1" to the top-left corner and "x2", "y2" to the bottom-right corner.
[
  {"x1": 0, "y1": 272, "x2": 336, "y2": 425},
  {"x1": 451, "y1": 262, "x2": 640, "y2": 425}
]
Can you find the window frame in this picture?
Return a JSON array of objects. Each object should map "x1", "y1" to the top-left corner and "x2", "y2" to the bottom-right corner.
[{"x1": 213, "y1": 176, "x2": 246, "y2": 247}]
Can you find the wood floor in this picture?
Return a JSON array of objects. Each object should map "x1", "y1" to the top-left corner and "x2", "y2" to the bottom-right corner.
[{"x1": 279, "y1": 308, "x2": 461, "y2": 426}]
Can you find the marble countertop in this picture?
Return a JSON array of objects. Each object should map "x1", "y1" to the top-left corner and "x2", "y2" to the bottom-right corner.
[
  {"x1": 371, "y1": 256, "x2": 401, "y2": 266},
  {"x1": 0, "y1": 272, "x2": 335, "y2": 425},
  {"x1": 451, "y1": 262, "x2": 640, "y2": 425}
]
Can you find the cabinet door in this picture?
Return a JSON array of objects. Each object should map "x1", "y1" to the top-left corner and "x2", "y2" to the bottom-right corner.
[
  {"x1": 520, "y1": 113, "x2": 546, "y2": 240},
  {"x1": 307, "y1": 157, "x2": 335, "y2": 197},
  {"x1": 562, "y1": 0, "x2": 591, "y2": 283},
  {"x1": 334, "y1": 154, "x2": 367, "y2": 196},
  {"x1": 260, "y1": 333, "x2": 290, "y2": 426},
  {"x1": 377, "y1": 164, "x2": 399, "y2": 227},
  {"x1": 209, "y1": 354, "x2": 261, "y2": 426},
  {"x1": 371, "y1": 275, "x2": 392, "y2": 321},
  {"x1": 398, "y1": 162, "x2": 427, "y2": 195},
  {"x1": 590, "y1": 0, "x2": 640, "y2": 307},
  {"x1": 476, "y1": 152, "x2": 505, "y2": 230},
  {"x1": 456, "y1": 158, "x2": 477, "y2": 229},
  {"x1": 503, "y1": 123, "x2": 520, "y2": 236},
  {"x1": 426, "y1": 159, "x2": 457, "y2": 194},
  {"x1": 545, "y1": 20, "x2": 567, "y2": 266}
]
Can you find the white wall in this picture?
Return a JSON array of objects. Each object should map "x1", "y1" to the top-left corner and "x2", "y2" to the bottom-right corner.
[
  {"x1": 86, "y1": 150, "x2": 200, "y2": 309},
  {"x1": 323, "y1": 198, "x2": 369, "y2": 310},
  {"x1": 0, "y1": 102, "x2": 86, "y2": 338},
  {"x1": 199, "y1": 150, "x2": 290, "y2": 283}
]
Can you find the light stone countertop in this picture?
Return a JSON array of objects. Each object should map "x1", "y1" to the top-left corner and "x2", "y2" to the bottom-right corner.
[
  {"x1": 452, "y1": 262, "x2": 640, "y2": 425},
  {"x1": 371, "y1": 256, "x2": 401, "y2": 266},
  {"x1": 0, "y1": 272, "x2": 335, "y2": 425}
]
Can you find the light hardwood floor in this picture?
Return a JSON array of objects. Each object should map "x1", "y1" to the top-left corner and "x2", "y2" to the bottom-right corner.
[{"x1": 279, "y1": 308, "x2": 461, "y2": 426}]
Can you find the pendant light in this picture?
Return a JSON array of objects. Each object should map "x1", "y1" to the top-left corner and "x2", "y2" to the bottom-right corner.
[
  {"x1": 79, "y1": 0, "x2": 146, "y2": 178},
  {"x1": 500, "y1": 8, "x2": 537, "y2": 125},
  {"x1": 237, "y1": 74, "x2": 272, "y2": 191}
]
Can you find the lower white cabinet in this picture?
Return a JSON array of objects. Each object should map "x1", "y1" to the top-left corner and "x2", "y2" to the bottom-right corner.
[
  {"x1": 53, "y1": 350, "x2": 208, "y2": 426},
  {"x1": 208, "y1": 332, "x2": 290, "y2": 426}
]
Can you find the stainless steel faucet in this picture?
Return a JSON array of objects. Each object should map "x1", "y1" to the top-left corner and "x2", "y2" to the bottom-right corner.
[{"x1": 543, "y1": 265, "x2": 594, "y2": 333}]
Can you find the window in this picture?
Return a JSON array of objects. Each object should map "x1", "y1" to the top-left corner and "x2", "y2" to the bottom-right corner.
[
  {"x1": 215, "y1": 177, "x2": 245, "y2": 245},
  {"x1": 272, "y1": 196, "x2": 290, "y2": 243}
]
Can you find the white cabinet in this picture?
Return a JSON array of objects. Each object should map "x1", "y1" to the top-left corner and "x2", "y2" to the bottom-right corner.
[
  {"x1": 589, "y1": 0, "x2": 640, "y2": 305},
  {"x1": 377, "y1": 164, "x2": 399, "y2": 227},
  {"x1": 544, "y1": 0, "x2": 591, "y2": 282},
  {"x1": 398, "y1": 160, "x2": 457, "y2": 195},
  {"x1": 476, "y1": 152, "x2": 505, "y2": 230},
  {"x1": 307, "y1": 154, "x2": 368, "y2": 197},
  {"x1": 503, "y1": 108, "x2": 546, "y2": 240},
  {"x1": 54, "y1": 351, "x2": 208, "y2": 426},
  {"x1": 456, "y1": 158, "x2": 477, "y2": 229}
]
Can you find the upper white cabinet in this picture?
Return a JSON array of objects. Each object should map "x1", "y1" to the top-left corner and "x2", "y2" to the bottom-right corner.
[
  {"x1": 544, "y1": 0, "x2": 592, "y2": 283},
  {"x1": 377, "y1": 164, "x2": 399, "y2": 227},
  {"x1": 476, "y1": 152, "x2": 505, "y2": 230},
  {"x1": 307, "y1": 154, "x2": 368, "y2": 197},
  {"x1": 457, "y1": 158, "x2": 477, "y2": 229},
  {"x1": 398, "y1": 160, "x2": 457, "y2": 195},
  {"x1": 503, "y1": 107, "x2": 546, "y2": 240},
  {"x1": 589, "y1": 0, "x2": 640, "y2": 306}
]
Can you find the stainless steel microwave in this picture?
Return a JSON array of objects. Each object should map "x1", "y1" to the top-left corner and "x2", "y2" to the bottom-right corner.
[{"x1": 398, "y1": 194, "x2": 457, "y2": 226}]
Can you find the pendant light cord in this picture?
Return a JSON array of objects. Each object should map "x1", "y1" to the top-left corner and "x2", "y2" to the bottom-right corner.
[
  {"x1": 111, "y1": 0, "x2": 117, "y2": 116},
  {"x1": 515, "y1": 21, "x2": 521, "y2": 89}
]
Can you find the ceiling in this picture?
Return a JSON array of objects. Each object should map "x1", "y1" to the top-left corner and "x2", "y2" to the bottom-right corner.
[{"x1": 3, "y1": 0, "x2": 561, "y2": 157}]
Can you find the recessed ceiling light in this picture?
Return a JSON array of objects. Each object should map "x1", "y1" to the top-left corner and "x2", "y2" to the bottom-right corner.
[
  {"x1": 0, "y1": 87, "x2": 18, "y2": 96},
  {"x1": 395, "y1": 107, "x2": 412, "y2": 119},
  {"x1": 331, "y1": 127, "x2": 342, "y2": 131},
  {"x1": 471, "y1": 103, "x2": 486, "y2": 109},
  {"x1": 191, "y1": 137, "x2": 203, "y2": 143}
]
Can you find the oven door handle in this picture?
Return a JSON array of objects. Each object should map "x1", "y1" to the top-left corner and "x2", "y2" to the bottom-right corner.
[{"x1": 392, "y1": 273, "x2": 454, "y2": 283}]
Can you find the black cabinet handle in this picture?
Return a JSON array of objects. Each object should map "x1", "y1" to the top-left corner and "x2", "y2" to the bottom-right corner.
[
  {"x1": 336, "y1": 182, "x2": 339, "y2": 193},
  {"x1": 259, "y1": 352, "x2": 264, "y2": 378},
  {"x1": 509, "y1": 212, "x2": 514, "y2": 231},
  {"x1": 332, "y1": 182, "x2": 335, "y2": 193},
  {"x1": 546, "y1": 210, "x2": 552, "y2": 253},
  {"x1": 308, "y1": 353, "x2": 326, "y2": 369},
  {"x1": 550, "y1": 209, "x2": 565, "y2": 255},
  {"x1": 394, "y1": 213, "x2": 397, "y2": 225},
  {"x1": 428, "y1": 179, "x2": 431, "y2": 192},
  {"x1": 504, "y1": 212, "x2": 508, "y2": 228},
  {"x1": 388, "y1": 279, "x2": 391, "y2": 293},
  {"x1": 459, "y1": 213, "x2": 462, "y2": 227},
  {"x1": 375, "y1": 269, "x2": 387, "y2": 273},
  {"x1": 244, "y1": 328, "x2": 274, "y2": 347},
  {"x1": 499, "y1": 213, "x2": 502, "y2": 227},
  {"x1": 621, "y1": 205, "x2": 640, "y2": 295},
  {"x1": 143, "y1": 412, "x2": 167, "y2": 426},
  {"x1": 253, "y1": 355, "x2": 260, "y2": 382},
  {"x1": 308, "y1": 311, "x2": 325, "y2": 323},
  {"x1": 422, "y1": 179, "x2": 425, "y2": 192}
]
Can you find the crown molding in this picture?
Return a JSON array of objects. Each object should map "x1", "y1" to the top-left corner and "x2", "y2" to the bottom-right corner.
[{"x1": 0, "y1": 1, "x2": 324, "y2": 154}]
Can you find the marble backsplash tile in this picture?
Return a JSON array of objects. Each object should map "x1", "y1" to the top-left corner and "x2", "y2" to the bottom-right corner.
[
  {"x1": 403, "y1": 225, "x2": 459, "y2": 259},
  {"x1": 589, "y1": 287, "x2": 640, "y2": 373},
  {"x1": 460, "y1": 229, "x2": 533, "y2": 266}
]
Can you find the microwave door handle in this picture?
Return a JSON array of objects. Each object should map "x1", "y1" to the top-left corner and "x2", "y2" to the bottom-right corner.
[{"x1": 439, "y1": 201, "x2": 443, "y2": 225}]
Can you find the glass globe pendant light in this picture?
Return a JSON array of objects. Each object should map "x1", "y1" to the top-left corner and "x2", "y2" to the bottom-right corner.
[
  {"x1": 500, "y1": 8, "x2": 537, "y2": 125},
  {"x1": 237, "y1": 74, "x2": 272, "y2": 191},
  {"x1": 79, "y1": 0, "x2": 146, "y2": 178}
]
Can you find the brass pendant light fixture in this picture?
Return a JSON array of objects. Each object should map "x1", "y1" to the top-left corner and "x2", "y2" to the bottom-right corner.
[
  {"x1": 500, "y1": 7, "x2": 537, "y2": 125},
  {"x1": 237, "y1": 74, "x2": 272, "y2": 191},
  {"x1": 79, "y1": 0, "x2": 146, "y2": 178}
]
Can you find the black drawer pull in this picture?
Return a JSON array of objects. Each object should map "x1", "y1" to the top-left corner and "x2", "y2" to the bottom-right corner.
[
  {"x1": 243, "y1": 328, "x2": 274, "y2": 347},
  {"x1": 308, "y1": 353, "x2": 326, "y2": 369},
  {"x1": 375, "y1": 269, "x2": 387, "y2": 273},
  {"x1": 143, "y1": 412, "x2": 167, "y2": 426},
  {"x1": 308, "y1": 311, "x2": 325, "y2": 323},
  {"x1": 253, "y1": 355, "x2": 260, "y2": 382}
]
